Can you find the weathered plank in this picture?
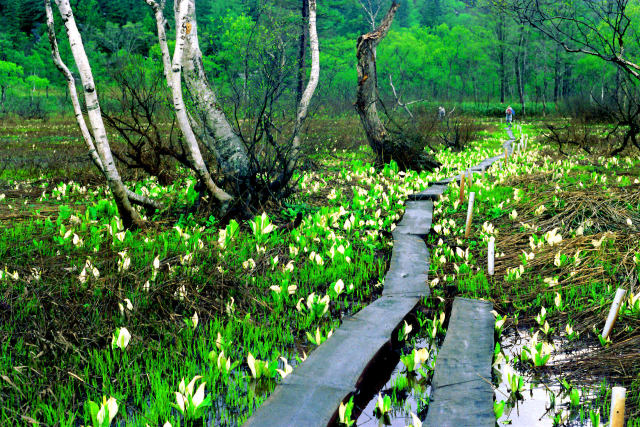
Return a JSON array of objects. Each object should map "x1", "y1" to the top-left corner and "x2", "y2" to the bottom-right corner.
[
  {"x1": 394, "y1": 200, "x2": 433, "y2": 236},
  {"x1": 408, "y1": 185, "x2": 447, "y2": 201},
  {"x1": 245, "y1": 129, "x2": 514, "y2": 426},
  {"x1": 425, "y1": 297, "x2": 495, "y2": 427},
  {"x1": 244, "y1": 196, "x2": 434, "y2": 427},
  {"x1": 245, "y1": 294, "x2": 422, "y2": 426}
]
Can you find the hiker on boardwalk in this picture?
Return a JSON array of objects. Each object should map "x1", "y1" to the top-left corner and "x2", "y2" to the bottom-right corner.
[
  {"x1": 505, "y1": 106, "x2": 514, "y2": 127},
  {"x1": 438, "y1": 106, "x2": 446, "y2": 121}
]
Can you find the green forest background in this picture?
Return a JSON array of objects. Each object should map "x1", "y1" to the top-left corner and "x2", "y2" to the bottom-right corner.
[{"x1": 0, "y1": 0, "x2": 623, "y2": 118}]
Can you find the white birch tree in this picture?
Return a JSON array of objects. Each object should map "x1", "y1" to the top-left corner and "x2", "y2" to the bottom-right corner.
[
  {"x1": 289, "y1": 0, "x2": 319, "y2": 172},
  {"x1": 145, "y1": 0, "x2": 233, "y2": 210},
  {"x1": 180, "y1": 0, "x2": 252, "y2": 191},
  {"x1": 45, "y1": 0, "x2": 162, "y2": 213},
  {"x1": 46, "y1": 0, "x2": 145, "y2": 229},
  {"x1": 145, "y1": 0, "x2": 320, "y2": 208}
]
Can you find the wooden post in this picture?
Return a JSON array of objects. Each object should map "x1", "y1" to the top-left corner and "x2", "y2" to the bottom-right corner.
[
  {"x1": 488, "y1": 238, "x2": 495, "y2": 276},
  {"x1": 609, "y1": 387, "x2": 626, "y2": 427},
  {"x1": 458, "y1": 173, "x2": 465, "y2": 203},
  {"x1": 465, "y1": 192, "x2": 475, "y2": 238},
  {"x1": 504, "y1": 147, "x2": 509, "y2": 165},
  {"x1": 602, "y1": 288, "x2": 627, "y2": 339}
]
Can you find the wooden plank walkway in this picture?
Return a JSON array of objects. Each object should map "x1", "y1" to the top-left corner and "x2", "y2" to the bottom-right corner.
[
  {"x1": 244, "y1": 129, "x2": 515, "y2": 427},
  {"x1": 244, "y1": 208, "x2": 431, "y2": 426},
  {"x1": 425, "y1": 298, "x2": 495, "y2": 427}
]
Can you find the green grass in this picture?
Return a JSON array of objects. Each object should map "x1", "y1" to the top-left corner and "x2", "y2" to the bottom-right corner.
[
  {"x1": 3, "y1": 117, "x2": 636, "y2": 426},
  {"x1": 426, "y1": 125, "x2": 640, "y2": 424},
  {"x1": 0, "y1": 116, "x2": 511, "y2": 426}
]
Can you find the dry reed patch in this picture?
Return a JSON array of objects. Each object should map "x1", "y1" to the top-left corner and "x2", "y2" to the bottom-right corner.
[{"x1": 481, "y1": 169, "x2": 640, "y2": 415}]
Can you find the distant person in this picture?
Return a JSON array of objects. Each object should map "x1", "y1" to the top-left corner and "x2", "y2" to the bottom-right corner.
[
  {"x1": 505, "y1": 106, "x2": 514, "y2": 127},
  {"x1": 438, "y1": 106, "x2": 446, "y2": 121}
]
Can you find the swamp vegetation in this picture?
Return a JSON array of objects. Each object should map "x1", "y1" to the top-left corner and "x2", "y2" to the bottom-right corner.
[
  {"x1": 1, "y1": 118, "x2": 639, "y2": 426},
  {"x1": 1, "y1": 0, "x2": 640, "y2": 426}
]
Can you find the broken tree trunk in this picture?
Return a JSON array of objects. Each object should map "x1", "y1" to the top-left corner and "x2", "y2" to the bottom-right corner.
[
  {"x1": 52, "y1": 0, "x2": 144, "y2": 229},
  {"x1": 355, "y1": 2, "x2": 439, "y2": 172},
  {"x1": 45, "y1": 0, "x2": 162, "y2": 212}
]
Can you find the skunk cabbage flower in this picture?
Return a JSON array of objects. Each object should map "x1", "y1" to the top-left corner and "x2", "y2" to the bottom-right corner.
[
  {"x1": 111, "y1": 327, "x2": 131, "y2": 350},
  {"x1": 87, "y1": 395, "x2": 118, "y2": 427},
  {"x1": 276, "y1": 356, "x2": 293, "y2": 379}
]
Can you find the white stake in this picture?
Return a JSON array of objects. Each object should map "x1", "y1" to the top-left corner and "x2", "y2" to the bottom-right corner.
[
  {"x1": 602, "y1": 288, "x2": 627, "y2": 339},
  {"x1": 609, "y1": 387, "x2": 626, "y2": 427},
  {"x1": 488, "y1": 237, "x2": 495, "y2": 276},
  {"x1": 465, "y1": 192, "x2": 475, "y2": 238}
]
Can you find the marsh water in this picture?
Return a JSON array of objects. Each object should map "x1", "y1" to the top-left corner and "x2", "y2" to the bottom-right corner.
[
  {"x1": 495, "y1": 328, "x2": 601, "y2": 427},
  {"x1": 354, "y1": 338, "x2": 433, "y2": 426},
  {"x1": 351, "y1": 328, "x2": 602, "y2": 426}
]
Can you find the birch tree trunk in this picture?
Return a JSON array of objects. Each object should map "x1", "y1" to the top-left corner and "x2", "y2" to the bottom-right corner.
[
  {"x1": 45, "y1": 0, "x2": 162, "y2": 212},
  {"x1": 180, "y1": 0, "x2": 251, "y2": 192},
  {"x1": 289, "y1": 0, "x2": 319, "y2": 171},
  {"x1": 144, "y1": 0, "x2": 172, "y2": 89},
  {"x1": 147, "y1": 0, "x2": 232, "y2": 206},
  {"x1": 355, "y1": 2, "x2": 439, "y2": 171},
  {"x1": 147, "y1": 0, "x2": 319, "y2": 207},
  {"x1": 52, "y1": 0, "x2": 144, "y2": 229}
]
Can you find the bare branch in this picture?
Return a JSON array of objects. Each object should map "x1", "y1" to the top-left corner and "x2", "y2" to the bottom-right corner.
[{"x1": 388, "y1": 74, "x2": 420, "y2": 118}]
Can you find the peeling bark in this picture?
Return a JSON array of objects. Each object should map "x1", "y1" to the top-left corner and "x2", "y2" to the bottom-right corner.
[
  {"x1": 51, "y1": 0, "x2": 144, "y2": 229},
  {"x1": 355, "y1": 2, "x2": 439, "y2": 172},
  {"x1": 181, "y1": 0, "x2": 251, "y2": 191},
  {"x1": 147, "y1": 0, "x2": 232, "y2": 206},
  {"x1": 289, "y1": 0, "x2": 319, "y2": 169},
  {"x1": 45, "y1": 0, "x2": 162, "y2": 212}
]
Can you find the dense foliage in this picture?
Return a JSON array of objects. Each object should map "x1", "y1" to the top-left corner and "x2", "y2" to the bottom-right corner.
[
  {"x1": 0, "y1": 0, "x2": 625, "y2": 118},
  {"x1": 2, "y1": 1, "x2": 640, "y2": 426}
]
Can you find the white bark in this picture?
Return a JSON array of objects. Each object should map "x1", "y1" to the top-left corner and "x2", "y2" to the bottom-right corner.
[
  {"x1": 290, "y1": 0, "x2": 319, "y2": 168},
  {"x1": 181, "y1": 0, "x2": 250, "y2": 184},
  {"x1": 45, "y1": 0, "x2": 101, "y2": 171},
  {"x1": 46, "y1": 0, "x2": 161, "y2": 212},
  {"x1": 147, "y1": 0, "x2": 232, "y2": 204},
  {"x1": 602, "y1": 288, "x2": 626, "y2": 339},
  {"x1": 144, "y1": 0, "x2": 172, "y2": 89},
  {"x1": 52, "y1": 0, "x2": 144, "y2": 228}
]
